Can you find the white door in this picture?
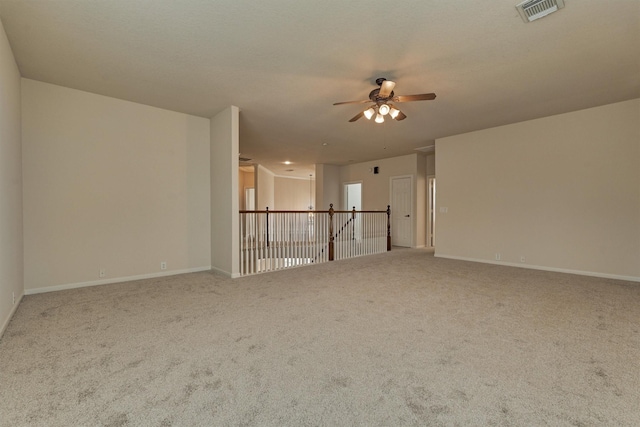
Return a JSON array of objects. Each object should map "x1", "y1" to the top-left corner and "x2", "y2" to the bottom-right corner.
[{"x1": 391, "y1": 176, "x2": 412, "y2": 247}]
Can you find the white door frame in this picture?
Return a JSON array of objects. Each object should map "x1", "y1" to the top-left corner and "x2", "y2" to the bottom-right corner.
[
  {"x1": 389, "y1": 175, "x2": 414, "y2": 247},
  {"x1": 343, "y1": 180, "x2": 363, "y2": 211},
  {"x1": 427, "y1": 175, "x2": 435, "y2": 248}
]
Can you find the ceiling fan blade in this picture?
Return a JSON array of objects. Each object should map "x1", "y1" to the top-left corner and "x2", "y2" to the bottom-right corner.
[
  {"x1": 392, "y1": 93, "x2": 436, "y2": 103},
  {"x1": 378, "y1": 80, "x2": 396, "y2": 98},
  {"x1": 394, "y1": 110, "x2": 407, "y2": 121},
  {"x1": 349, "y1": 111, "x2": 365, "y2": 122},
  {"x1": 333, "y1": 99, "x2": 371, "y2": 106}
]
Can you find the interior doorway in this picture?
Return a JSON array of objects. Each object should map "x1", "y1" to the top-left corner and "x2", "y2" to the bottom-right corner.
[
  {"x1": 344, "y1": 182, "x2": 363, "y2": 240},
  {"x1": 343, "y1": 182, "x2": 362, "y2": 211}
]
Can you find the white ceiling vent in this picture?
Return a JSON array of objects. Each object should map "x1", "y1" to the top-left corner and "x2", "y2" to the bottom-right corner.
[{"x1": 516, "y1": 0, "x2": 564, "y2": 22}]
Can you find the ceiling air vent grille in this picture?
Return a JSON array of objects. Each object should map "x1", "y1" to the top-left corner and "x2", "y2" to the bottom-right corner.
[{"x1": 516, "y1": 0, "x2": 564, "y2": 22}]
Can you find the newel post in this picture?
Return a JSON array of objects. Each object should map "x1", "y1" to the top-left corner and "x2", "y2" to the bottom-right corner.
[
  {"x1": 328, "y1": 204, "x2": 335, "y2": 261},
  {"x1": 386, "y1": 205, "x2": 391, "y2": 251}
]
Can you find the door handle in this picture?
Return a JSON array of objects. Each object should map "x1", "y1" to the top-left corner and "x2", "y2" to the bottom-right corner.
[{"x1": 404, "y1": 214, "x2": 410, "y2": 217}]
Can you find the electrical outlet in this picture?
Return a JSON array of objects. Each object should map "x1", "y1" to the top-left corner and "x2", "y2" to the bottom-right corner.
[
  {"x1": 520, "y1": 256, "x2": 526, "y2": 263},
  {"x1": 160, "y1": 261, "x2": 167, "y2": 270},
  {"x1": 99, "y1": 269, "x2": 106, "y2": 278},
  {"x1": 495, "y1": 253, "x2": 501, "y2": 261}
]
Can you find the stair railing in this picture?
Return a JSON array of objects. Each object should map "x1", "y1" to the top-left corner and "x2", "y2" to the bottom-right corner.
[{"x1": 238, "y1": 204, "x2": 390, "y2": 275}]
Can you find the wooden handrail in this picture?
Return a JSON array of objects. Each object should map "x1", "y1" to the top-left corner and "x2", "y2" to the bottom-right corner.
[{"x1": 239, "y1": 209, "x2": 388, "y2": 214}]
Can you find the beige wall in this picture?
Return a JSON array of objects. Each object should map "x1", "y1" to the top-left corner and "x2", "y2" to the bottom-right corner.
[
  {"x1": 316, "y1": 164, "x2": 340, "y2": 210},
  {"x1": 436, "y1": 99, "x2": 640, "y2": 281},
  {"x1": 238, "y1": 169, "x2": 255, "y2": 211},
  {"x1": 426, "y1": 153, "x2": 435, "y2": 176},
  {"x1": 22, "y1": 79, "x2": 211, "y2": 292},
  {"x1": 274, "y1": 176, "x2": 315, "y2": 211},
  {"x1": 0, "y1": 19, "x2": 23, "y2": 336},
  {"x1": 256, "y1": 165, "x2": 275, "y2": 210},
  {"x1": 340, "y1": 153, "x2": 422, "y2": 247},
  {"x1": 210, "y1": 106, "x2": 239, "y2": 277},
  {"x1": 340, "y1": 154, "x2": 417, "y2": 211}
]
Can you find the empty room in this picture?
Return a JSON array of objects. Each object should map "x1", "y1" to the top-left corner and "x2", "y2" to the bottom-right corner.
[{"x1": 1, "y1": 1, "x2": 638, "y2": 425}]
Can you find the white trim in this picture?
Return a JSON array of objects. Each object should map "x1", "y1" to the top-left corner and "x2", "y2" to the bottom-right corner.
[
  {"x1": 211, "y1": 265, "x2": 241, "y2": 278},
  {"x1": 427, "y1": 175, "x2": 436, "y2": 249},
  {"x1": 434, "y1": 254, "x2": 640, "y2": 283},
  {"x1": 25, "y1": 266, "x2": 212, "y2": 295},
  {"x1": 0, "y1": 293, "x2": 24, "y2": 339},
  {"x1": 342, "y1": 180, "x2": 363, "y2": 212}
]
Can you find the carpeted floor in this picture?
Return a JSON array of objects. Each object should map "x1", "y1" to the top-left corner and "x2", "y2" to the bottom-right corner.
[{"x1": 0, "y1": 249, "x2": 638, "y2": 426}]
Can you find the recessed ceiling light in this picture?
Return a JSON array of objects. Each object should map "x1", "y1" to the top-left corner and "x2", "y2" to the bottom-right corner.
[
  {"x1": 284, "y1": 161, "x2": 292, "y2": 165},
  {"x1": 322, "y1": 142, "x2": 328, "y2": 146}
]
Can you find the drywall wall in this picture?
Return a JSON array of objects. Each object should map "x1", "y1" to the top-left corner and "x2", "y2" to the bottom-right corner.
[
  {"x1": 436, "y1": 99, "x2": 640, "y2": 281},
  {"x1": 238, "y1": 170, "x2": 256, "y2": 210},
  {"x1": 316, "y1": 164, "x2": 340, "y2": 210},
  {"x1": 274, "y1": 176, "x2": 315, "y2": 210},
  {"x1": 0, "y1": 19, "x2": 23, "y2": 337},
  {"x1": 426, "y1": 153, "x2": 435, "y2": 176},
  {"x1": 210, "y1": 106, "x2": 240, "y2": 277},
  {"x1": 340, "y1": 154, "x2": 422, "y2": 247},
  {"x1": 340, "y1": 154, "x2": 417, "y2": 211},
  {"x1": 22, "y1": 79, "x2": 211, "y2": 292},
  {"x1": 256, "y1": 165, "x2": 275, "y2": 210},
  {"x1": 238, "y1": 168, "x2": 255, "y2": 211}
]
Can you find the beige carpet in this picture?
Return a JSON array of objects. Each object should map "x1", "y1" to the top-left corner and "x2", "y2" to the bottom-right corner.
[{"x1": 1, "y1": 249, "x2": 638, "y2": 426}]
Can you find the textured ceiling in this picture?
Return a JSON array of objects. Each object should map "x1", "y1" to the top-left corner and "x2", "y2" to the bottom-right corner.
[{"x1": 1, "y1": 0, "x2": 638, "y2": 177}]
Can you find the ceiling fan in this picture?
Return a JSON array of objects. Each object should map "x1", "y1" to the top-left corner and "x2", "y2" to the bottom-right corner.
[{"x1": 333, "y1": 78, "x2": 436, "y2": 123}]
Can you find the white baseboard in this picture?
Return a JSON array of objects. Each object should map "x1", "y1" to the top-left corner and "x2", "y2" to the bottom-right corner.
[
  {"x1": 209, "y1": 265, "x2": 241, "y2": 279},
  {"x1": 1, "y1": 292, "x2": 24, "y2": 340},
  {"x1": 210, "y1": 265, "x2": 231, "y2": 277},
  {"x1": 25, "y1": 266, "x2": 213, "y2": 295},
  {"x1": 434, "y1": 254, "x2": 640, "y2": 283}
]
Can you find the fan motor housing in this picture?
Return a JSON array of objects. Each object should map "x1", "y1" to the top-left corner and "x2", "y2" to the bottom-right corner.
[{"x1": 369, "y1": 88, "x2": 394, "y2": 102}]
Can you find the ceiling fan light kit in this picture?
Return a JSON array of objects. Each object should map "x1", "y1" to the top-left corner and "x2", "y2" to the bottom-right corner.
[
  {"x1": 364, "y1": 107, "x2": 375, "y2": 120},
  {"x1": 334, "y1": 77, "x2": 436, "y2": 123}
]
